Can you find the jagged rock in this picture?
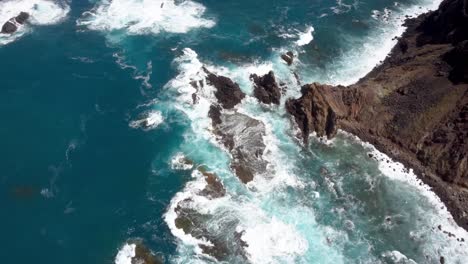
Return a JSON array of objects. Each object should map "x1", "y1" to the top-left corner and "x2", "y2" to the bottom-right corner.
[
  {"x1": 15, "y1": 12, "x2": 29, "y2": 25},
  {"x1": 1, "y1": 21, "x2": 17, "y2": 34},
  {"x1": 286, "y1": 0, "x2": 468, "y2": 230},
  {"x1": 133, "y1": 241, "x2": 163, "y2": 264},
  {"x1": 1, "y1": 12, "x2": 29, "y2": 34},
  {"x1": 197, "y1": 167, "x2": 226, "y2": 199},
  {"x1": 251, "y1": 71, "x2": 281, "y2": 105},
  {"x1": 281, "y1": 51, "x2": 294, "y2": 65},
  {"x1": 203, "y1": 67, "x2": 245, "y2": 109},
  {"x1": 213, "y1": 112, "x2": 267, "y2": 183},
  {"x1": 417, "y1": 0, "x2": 468, "y2": 45},
  {"x1": 286, "y1": 83, "x2": 359, "y2": 143},
  {"x1": 443, "y1": 40, "x2": 468, "y2": 83}
]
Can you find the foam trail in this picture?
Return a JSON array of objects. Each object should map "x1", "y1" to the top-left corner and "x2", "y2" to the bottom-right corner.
[
  {"x1": 0, "y1": 0, "x2": 70, "y2": 45},
  {"x1": 77, "y1": 0, "x2": 215, "y2": 35}
]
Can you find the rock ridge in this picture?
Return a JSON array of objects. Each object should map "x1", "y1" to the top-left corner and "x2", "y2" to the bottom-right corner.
[{"x1": 286, "y1": 0, "x2": 468, "y2": 229}]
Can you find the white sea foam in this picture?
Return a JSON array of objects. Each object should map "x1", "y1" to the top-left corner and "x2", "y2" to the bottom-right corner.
[
  {"x1": 170, "y1": 152, "x2": 194, "y2": 170},
  {"x1": 129, "y1": 110, "x2": 164, "y2": 131},
  {"x1": 0, "y1": 0, "x2": 70, "y2": 45},
  {"x1": 77, "y1": 0, "x2": 215, "y2": 35},
  {"x1": 115, "y1": 243, "x2": 136, "y2": 264},
  {"x1": 339, "y1": 131, "x2": 468, "y2": 259},
  {"x1": 241, "y1": 218, "x2": 309, "y2": 264},
  {"x1": 296, "y1": 26, "x2": 314, "y2": 46}
]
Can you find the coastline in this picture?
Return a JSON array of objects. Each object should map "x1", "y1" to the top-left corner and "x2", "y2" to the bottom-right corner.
[{"x1": 286, "y1": 0, "x2": 468, "y2": 230}]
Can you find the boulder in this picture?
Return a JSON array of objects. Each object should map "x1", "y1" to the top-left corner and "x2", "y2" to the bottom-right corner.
[
  {"x1": 281, "y1": 51, "x2": 294, "y2": 65},
  {"x1": 203, "y1": 67, "x2": 245, "y2": 109},
  {"x1": 251, "y1": 71, "x2": 281, "y2": 105}
]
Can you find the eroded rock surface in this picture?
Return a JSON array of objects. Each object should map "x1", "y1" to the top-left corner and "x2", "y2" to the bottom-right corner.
[
  {"x1": 203, "y1": 67, "x2": 245, "y2": 109},
  {"x1": 173, "y1": 168, "x2": 248, "y2": 262},
  {"x1": 251, "y1": 71, "x2": 282, "y2": 105},
  {"x1": 286, "y1": 0, "x2": 468, "y2": 229},
  {"x1": 1, "y1": 12, "x2": 30, "y2": 34}
]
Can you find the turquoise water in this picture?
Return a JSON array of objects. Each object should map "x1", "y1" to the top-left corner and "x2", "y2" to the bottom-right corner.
[{"x1": 0, "y1": 0, "x2": 467, "y2": 263}]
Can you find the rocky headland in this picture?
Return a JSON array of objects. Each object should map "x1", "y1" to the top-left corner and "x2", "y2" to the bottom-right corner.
[{"x1": 286, "y1": 0, "x2": 468, "y2": 229}]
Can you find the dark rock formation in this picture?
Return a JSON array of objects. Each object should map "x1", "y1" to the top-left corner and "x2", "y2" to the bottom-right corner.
[
  {"x1": 204, "y1": 67, "x2": 245, "y2": 109},
  {"x1": 286, "y1": 0, "x2": 468, "y2": 230},
  {"x1": 211, "y1": 112, "x2": 268, "y2": 183},
  {"x1": 173, "y1": 169, "x2": 248, "y2": 262},
  {"x1": 1, "y1": 12, "x2": 29, "y2": 34},
  {"x1": 1, "y1": 21, "x2": 17, "y2": 34},
  {"x1": 133, "y1": 241, "x2": 163, "y2": 264},
  {"x1": 201, "y1": 69, "x2": 267, "y2": 183},
  {"x1": 416, "y1": 0, "x2": 468, "y2": 45},
  {"x1": 251, "y1": 71, "x2": 282, "y2": 105},
  {"x1": 15, "y1": 12, "x2": 29, "y2": 25},
  {"x1": 198, "y1": 166, "x2": 226, "y2": 199},
  {"x1": 281, "y1": 51, "x2": 294, "y2": 65}
]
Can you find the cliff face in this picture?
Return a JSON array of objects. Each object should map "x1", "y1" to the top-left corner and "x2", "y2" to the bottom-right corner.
[{"x1": 286, "y1": 0, "x2": 468, "y2": 229}]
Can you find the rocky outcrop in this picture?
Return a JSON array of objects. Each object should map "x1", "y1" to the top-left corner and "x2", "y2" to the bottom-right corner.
[
  {"x1": 416, "y1": 0, "x2": 468, "y2": 45},
  {"x1": 281, "y1": 51, "x2": 294, "y2": 65},
  {"x1": 213, "y1": 112, "x2": 267, "y2": 183},
  {"x1": 1, "y1": 12, "x2": 29, "y2": 34},
  {"x1": 201, "y1": 69, "x2": 268, "y2": 183},
  {"x1": 173, "y1": 168, "x2": 248, "y2": 262},
  {"x1": 251, "y1": 71, "x2": 282, "y2": 105},
  {"x1": 203, "y1": 67, "x2": 245, "y2": 109},
  {"x1": 286, "y1": 0, "x2": 468, "y2": 229}
]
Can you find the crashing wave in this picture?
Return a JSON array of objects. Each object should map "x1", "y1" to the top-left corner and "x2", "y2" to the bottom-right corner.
[
  {"x1": 129, "y1": 110, "x2": 164, "y2": 131},
  {"x1": 77, "y1": 0, "x2": 215, "y2": 35},
  {"x1": 0, "y1": 0, "x2": 70, "y2": 45}
]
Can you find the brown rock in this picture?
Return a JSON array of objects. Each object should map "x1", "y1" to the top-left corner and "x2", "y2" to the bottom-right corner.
[
  {"x1": 203, "y1": 67, "x2": 245, "y2": 109},
  {"x1": 286, "y1": 0, "x2": 468, "y2": 230},
  {"x1": 251, "y1": 71, "x2": 282, "y2": 105}
]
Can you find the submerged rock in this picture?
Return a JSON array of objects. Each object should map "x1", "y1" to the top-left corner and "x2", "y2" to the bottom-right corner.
[
  {"x1": 116, "y1": 240, "x2": 163, "y2": 264},
  {"x1": 15, "y1": 12, "x2": 30, "y2": 25},
  {"x1": 251, "y1": 71, "x2": 281, "y2": 105}
]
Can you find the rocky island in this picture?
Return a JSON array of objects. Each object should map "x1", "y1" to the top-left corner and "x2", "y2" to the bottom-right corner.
[{"x1": 286, "y1": 0, "x2": 468, "y2": 229}]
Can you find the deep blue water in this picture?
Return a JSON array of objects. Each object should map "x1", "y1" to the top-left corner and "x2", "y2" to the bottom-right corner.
[{"x1": 1, "y1": 0, "x2": 467, "y2": 263}]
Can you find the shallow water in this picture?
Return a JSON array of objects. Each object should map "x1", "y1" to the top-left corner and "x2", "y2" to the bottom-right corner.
[{"x1": 0, "y1": 0, "x2": 467, "y2": 263}]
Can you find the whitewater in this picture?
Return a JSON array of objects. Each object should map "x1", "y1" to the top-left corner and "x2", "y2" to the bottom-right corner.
[
  {"x1": 89, "y1": 0, "x2": 468, "y2": 263},
  {"x1": 1, "y1": 0, "x2": 467, "y2": 263}
]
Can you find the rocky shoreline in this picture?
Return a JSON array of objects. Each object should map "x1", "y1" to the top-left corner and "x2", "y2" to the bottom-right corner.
[
  {"x1": 286, "y1": 0, "x2": 468, "y2": 230},
  {"x1": 166, "y1": 0, "x2": 468, "y2": 261}
]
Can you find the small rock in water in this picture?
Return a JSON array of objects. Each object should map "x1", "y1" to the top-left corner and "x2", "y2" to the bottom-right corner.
[
  {"x1": 1, "y1": 12, "x2": 30, "y2": 34},
  {"x1": 281, "y1": 51, "x2": 294, "y2": 65},
  {"x1": 1, "y1": 21, "x2": 17, "y2": 34}
]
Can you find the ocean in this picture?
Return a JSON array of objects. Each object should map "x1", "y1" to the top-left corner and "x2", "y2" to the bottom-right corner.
[{"x1": 0, "y1": 0, "x2": 467, "y2": 263}]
